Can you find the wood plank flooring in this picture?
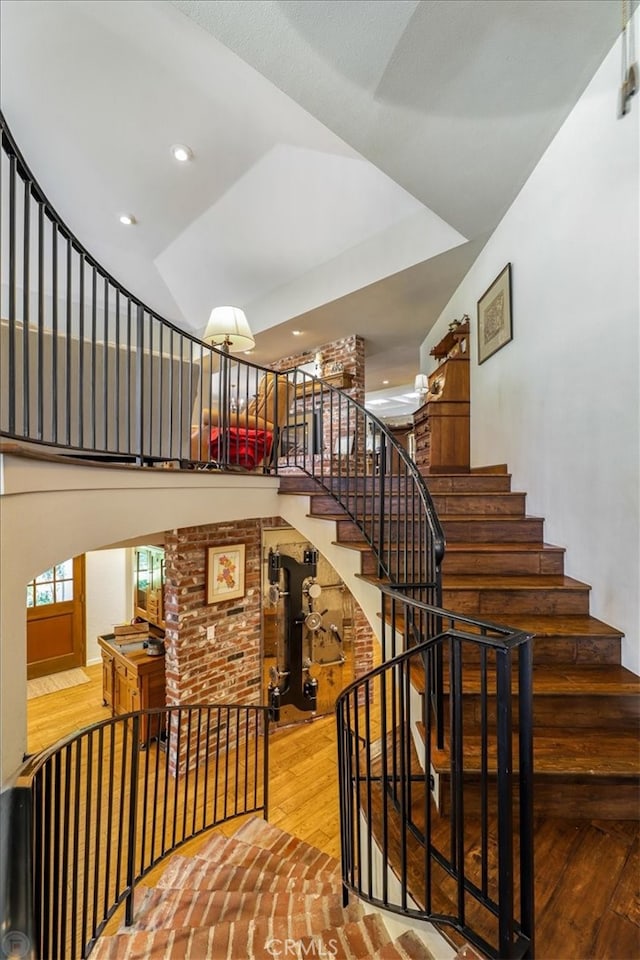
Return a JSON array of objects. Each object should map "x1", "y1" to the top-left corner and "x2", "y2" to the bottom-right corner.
[{"x1": 27, "y1": 666, "x2": 640, "y2": 959}]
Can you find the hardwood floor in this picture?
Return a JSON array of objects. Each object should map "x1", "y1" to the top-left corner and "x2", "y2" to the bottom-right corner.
[{"x1": 27, "y1": 666, "x2": 640, "y2": 959}]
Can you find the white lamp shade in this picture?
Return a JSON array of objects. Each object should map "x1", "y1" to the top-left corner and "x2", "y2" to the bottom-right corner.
[
  {"x1": 414, "y1": 374, "x2": 429, "y2": 394},
  {"x1": 204, "y1": 306, "x2": 255, "y2": 353}
]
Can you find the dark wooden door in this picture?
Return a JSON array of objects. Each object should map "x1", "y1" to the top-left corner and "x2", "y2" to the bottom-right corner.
[{"x1": 26, "y1": 556, "x2": 86, "y2": 679}]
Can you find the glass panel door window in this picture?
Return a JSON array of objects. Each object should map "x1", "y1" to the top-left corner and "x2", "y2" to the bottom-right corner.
[{"x1": 26, "y1": 560, "x2": 74, "y2": 608}]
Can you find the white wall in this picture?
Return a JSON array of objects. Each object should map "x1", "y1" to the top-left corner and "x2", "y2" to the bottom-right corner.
[
  {"x1": 0, "y1": 457, "x2": 282, "y2": 782},
  {"x1": 421, "y1": 21, "x2": 639, "y2": 673},
  {"x1": 85, "y1": 550, "x2": 132, "y2": 665}
]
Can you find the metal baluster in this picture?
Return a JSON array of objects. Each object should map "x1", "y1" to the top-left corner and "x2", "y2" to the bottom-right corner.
[
  {"x1": 103, "y1": 277, "x2": 109, "y2": 450},
  {"x1": 380, "y1": 670, "x2": 389, "y2": 906},
  {"x1": 135, "y1": 304, "x2": 144, "y2": 465},
  {"x1": 496, "y1": 648, "x2": 515, "y2": 957},
  {"x1": 518, "y1": 638, "x2": 535, "y2": 958},
  {"x1": 115, "y1": 290, "x2": 121, "y2": 453},
  {"x1": 65, "y1": 238, "x2": 72, "y2": 446},
  {"x1": 22, "y1": 177, "x2": 31, "y2": 437},
  {"x1": 37, "y1": 201, "x2": 44, "y2": 438},
  {"x1": 193, "y1": 709, "x2": 203, "y2": 835},
  {"x1": 81, "y1": 730, "x2": 94, "y2": 953},
  {"x1": 7, "y1": 154, "x2": 16, "y2": 434},
  {"x1": 78, "y1": 254, "x2": 85, "y2": 447},
  {"x1": 125, "y1": 715, "x2": 140, "y2": 927},
  {"x1": 90, "y1": 265, "x2": 96, "y2": 450}
]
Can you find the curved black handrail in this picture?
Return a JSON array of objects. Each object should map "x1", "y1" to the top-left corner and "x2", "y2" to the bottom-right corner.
[
  {"x1": 3, "y1": 702, "x2": 270, "y2": 960},
  {"x1": 0, "y1": 109, "x2": 444, "y2": 600},
  {"x1": 336, "y1": 586, "x2": 535, "y2": 960}
]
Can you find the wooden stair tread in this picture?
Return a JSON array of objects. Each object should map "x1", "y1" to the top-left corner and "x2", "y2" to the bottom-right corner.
[
  {"x1": 334, "y1": 541, "x2": 563, "y2": 554},
  {"x1": 332, "y1": 540, "x2": 372, "y2": 552},
  {"x1": 439, "y1": 513, "x2": 544, "y2": 522},
  {"x1": 308, "y1": 511, "x2": 351, "y2": 521},
  {"x1": 376, "y1": 607, "x2": 621, "y2": 639},
  {"x1": 442, "y1": 574, "x2": 590, "y2": 590},
  {"x1": 444, "y1": 542, "x2": 563, "y2": 553},
  {"x1": 494, "y1": 613, "x2": 624, "y2": 637}
]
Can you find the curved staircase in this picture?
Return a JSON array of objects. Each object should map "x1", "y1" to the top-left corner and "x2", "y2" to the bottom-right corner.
[
  {"x1": 280, "y1": 467, "x2": 640, "y2": 819},
  {"x1": 91, "y1": 818, "x2": 443, "y2": 960}
]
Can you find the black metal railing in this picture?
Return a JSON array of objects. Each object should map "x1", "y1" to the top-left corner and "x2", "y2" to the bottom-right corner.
[
  {"x1": 336, "y1": 585, "x2": 535, "y2": 960},
  {"x1": 1, "y1": 703, "x2": 269, "y2": 960}
]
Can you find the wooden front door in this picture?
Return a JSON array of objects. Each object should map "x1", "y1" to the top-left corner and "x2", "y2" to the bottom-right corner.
[{"x1": 26, "y1": 556, "x2": 86, "y2": 679}]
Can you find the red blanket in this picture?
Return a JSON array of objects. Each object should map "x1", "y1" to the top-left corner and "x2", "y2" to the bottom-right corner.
[{"x1": 208, "y1": 427, "x2": 274, "y2": 469}]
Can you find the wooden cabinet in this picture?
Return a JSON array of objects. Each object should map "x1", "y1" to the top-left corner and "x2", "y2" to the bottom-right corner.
[
  {"x1": 414, "y1": 322, "x2": 470, "y2": 474},
  {"x1": 134, "y1": 546, "x2": 165, "y2": 628},
  {"x1": 98, "y1": 634, "x2": 165, "y2": 743},
  {"x1": 101, "y1": 645, "x2": 115, "y2": 709}
]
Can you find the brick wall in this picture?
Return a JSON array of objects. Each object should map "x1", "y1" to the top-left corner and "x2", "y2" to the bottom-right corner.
[
  {"x1": 162, "y1": 513, "x2": 375, "y2": 767},
  {"x1": 271, "y1": 334, "x2": 366, "y2": 472},
  {"x1": 271, "y1": 334, "x2": 365, "y2": 404},
  {"x1": 163, "y1": 518, "x2": 267, "y2": 708}
]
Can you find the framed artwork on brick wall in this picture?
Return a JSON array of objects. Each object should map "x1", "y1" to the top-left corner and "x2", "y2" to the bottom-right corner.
[
  {"x1": 206, "y1": 543, "x2": 245, "y2": 605},
  {"x1": 477, "y1": 263, "x2": 513, "y2": 364}
]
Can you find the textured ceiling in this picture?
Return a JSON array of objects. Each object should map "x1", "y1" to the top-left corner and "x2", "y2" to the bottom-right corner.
[{"x1": 0, "y1": 0, "x2": 627, "y2": 403}]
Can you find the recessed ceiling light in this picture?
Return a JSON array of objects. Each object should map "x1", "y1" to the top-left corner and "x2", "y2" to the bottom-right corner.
[
  {"x1": 292, "y1": 330, "x2": 303, "y2": 336},
  {"x1": 382, "y1": 380, "x2": 389, "y2": 385},
  {"x1": 119, "y1": 213, "x2": 136, "y2": 226},
  {"x1": 171, "y1": 143, "x2": 193, "y2": 163}
]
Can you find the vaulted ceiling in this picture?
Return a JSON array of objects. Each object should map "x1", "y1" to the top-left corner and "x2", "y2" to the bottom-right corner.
[{"x1": 0, "y1": 0, "x2": 626, "y2": 398}]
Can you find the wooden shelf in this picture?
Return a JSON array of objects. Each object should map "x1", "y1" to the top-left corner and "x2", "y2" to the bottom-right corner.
[
  {"x1": 295, "y1": 371, "x2": 354, "y2": 397},
  {"x1": 430, "y1": 320, "x2": 470, "y2": 360}
]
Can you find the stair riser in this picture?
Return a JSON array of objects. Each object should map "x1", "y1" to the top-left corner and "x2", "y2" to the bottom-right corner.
[
  {"x1": 309, "y1": 493, "x2": 526, "y2": 516},
  {"x1": 425, "y1": 475, "x2": 513, "y2": 493},
  {"x1": 433, "y1": 493, "x2": 526, "y2": 516},
  {"x1": 442, "y1": 588, "x2": 590, "y2": 615},
  {"x1": 355, "y1": 544, "x2": 565, "y2": 577},
  {"x1": 442, "y1": 551, "x2": 564, "y2": 575},
  {"x1": 439, "y1": 637, "x2": 621, "y2": 666},
  {"x1": 359, "y1": 551, "x2": 435, "y2": 577},
  {"x1": 335, "y1": 516, "x2": 545, "y2": 545},
  {"x1": 442, "y1": 518, "x2": 544, "y2": 542},
  {"x1": 436, "y1": 776, "x2": 640, "y2": 820},
  {"x1": 453, "y1": 694, "x2": 639, "y2": 729},
  {"x1": 335, "y1": 521, "x2": 384, "y2": 543},
  {"x1": 280, "y1": 475, "x2": 513, "y2": 495}
]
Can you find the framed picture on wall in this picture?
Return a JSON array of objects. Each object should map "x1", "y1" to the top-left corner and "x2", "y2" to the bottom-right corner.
[
  {"x1": 477, "y1": 263, "x2": 513, "y2": 364},
  {"x1": 206, "y1": 543, "x2": 245, "y2": 604},
  {"x1": 279, "y1": 411, "x2": 321, "y2": 456}
]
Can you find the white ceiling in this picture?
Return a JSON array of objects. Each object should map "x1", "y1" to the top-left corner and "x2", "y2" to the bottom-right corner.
[{"x1": 0, "y1": 0, "x2": 626, "y2": 402}]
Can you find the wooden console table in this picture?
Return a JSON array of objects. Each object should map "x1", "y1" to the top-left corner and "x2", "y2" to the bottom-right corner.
[{"x1": 98, "y1": 634, "x2": 166, "y2": 743}]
